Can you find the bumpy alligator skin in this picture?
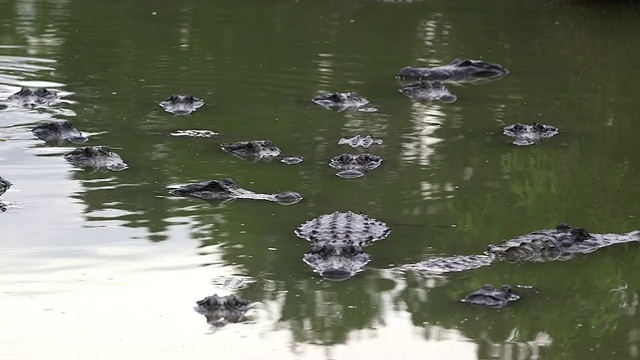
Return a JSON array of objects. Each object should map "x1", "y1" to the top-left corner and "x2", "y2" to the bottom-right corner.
[
  {"x1": 503, "y1": 123, "x2": 559, "y2": 146},
  {"x1": 64, "y1": 146, "x2": 128, "y2": 172},
  {"x1": 31, "y1": 121, "x2": 88, "y2": 144},
  {"x1": 397, "y1": 59, "x2": 509, "y2": 84},
  {"x1": 402, "y1": 224, "x2": 640, "y2": 274},
  {"x1": 312, "y1": 92, "x2": 377, "y2": 112},
  {"x1": 295, "y1": 211, "x2": 391, "y2": 280},
  {"x1": 7, "y1": 87, "x2": 61, "y2": 108},
  {"x1": 194, "y1": 294, "x2": 251, "y2": 327},
  {"x1": 172, "y1": 178, "x2": 302, "y2": 205},
  {"x1": 329, "y1": 153, "x2": 383, "y2": 178},
  {"x1": 402, "y1": 254, "x2": 496, "y2": 274},
  {"x1": 158, "y1": 94, "x2": 205, "y2": 115},
  {"x1": 461, "y1": 284, "x2": 520, "y2": 308},
  {"x1": 338, "y1": 135, "x2": 383, "y2": 149},
  {"x1": 399, "y1": 80, "x2": 457, "y2": 103}
]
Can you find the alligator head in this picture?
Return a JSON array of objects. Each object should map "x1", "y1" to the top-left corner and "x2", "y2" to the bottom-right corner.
[
  {"x1": 31, "y1": 120, "x2": 88, "y2": 144},
  {"x1": 503, "y1": 122, "x2": 559, "y2": 146},
  {"x1": 328, "y1": 153, "x2": 383, "y2": 178},
  {"x1": 461, "y1": 284, "x2": 520, "y2": 308},
  {"x1": 64, "y1": 146, "x2": 128, "y2": 172},
  {"x1": 158, "y1": 94, "x2": 205, "y2": 115},
  {"x1": 222, "y1": 140, "x2": 282, "y2": 159},
  {"x1": 172, "y1": 178, "x2": 240, "y2": 200},
  {"x1": 194, "y1": 294, "x2": 251, "y2": 327},
  {"x1": 8, "y1": 87, "x2": 60, "y2": 108},
  {"x1": 399, "y1": 80, "x2": 457, "y2": 103},
  {"x1": 311, "y1": 92, "x2": 373, "y2": 111},
  {"x1": 397, "y1": 59, "x2": 509, "y2": 84},
  {"x1": 303, "y1": 244, "x2": 372, "y2": 281}
]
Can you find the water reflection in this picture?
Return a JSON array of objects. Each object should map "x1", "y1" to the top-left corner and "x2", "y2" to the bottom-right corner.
[{"x1": 1, "y1": 0, "x2": 640, "y2": 359}]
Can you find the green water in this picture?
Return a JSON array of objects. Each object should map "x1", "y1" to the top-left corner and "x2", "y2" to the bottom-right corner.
[{"x1": 1, "y1": 0, "x2": 639, "y2": 359}]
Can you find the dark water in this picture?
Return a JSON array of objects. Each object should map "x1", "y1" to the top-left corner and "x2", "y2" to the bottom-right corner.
[{"x1": 1, "y1": 0, "x2": 639, "y2": 359}]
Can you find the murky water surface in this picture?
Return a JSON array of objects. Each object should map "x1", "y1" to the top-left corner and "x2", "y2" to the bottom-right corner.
[{"x1": 1, "y1": 1, "x2": 639, "y2": 359}]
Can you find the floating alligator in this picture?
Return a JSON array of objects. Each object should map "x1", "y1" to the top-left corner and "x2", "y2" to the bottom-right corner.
[
  {"x1": 461, "y1": 284, "x2": 520, "y2": 308},
  {"x1": 172, "y1": 178, "x2": 303, "y2": 205},
  {"x1": 221, "y1": 140, "x2": 303, "y2": 165},
  {"x1": 399, "y1": 80, "x2": 457, "y2": 103},
  {"x1": 0, "y1": 176, "x2": 12, "y2": 212},
  {"x1": 401, "y1": 224, "x2": 640, "y2": 274},
  {"x1": 170, "y1": 129, "x2": 218, "y2": 138},
  {"x1": 194, "y1": 294, "x2": 251, "y2": 327},
  {"x1": 338, "y1": 135, "x2": 383, "y2": 149},
  {"x1": 158, "y1": 94, "x2": 205, "y2": 115},
  {"x1": 31, "y1": 120, "x2": 88, "y2": 144},
  {"x1": 312, "y1": 92, "x2": 377, "y2": 112},
  {"x1": 397, "y1": 59, "x2": 509, "y2": 84},
  {"x1": 64, "y1": 146, "x2": 129, "y2": 172},
  {"x1": 295, "y1": 211, "x2": 391, "y2": 280},
  {"x1": 329, "y1": 153, "x2": 383, "y2": 178},
  {"x1": 503, "y1": 122, "x2": 559, "y2": 146},
  {"x1": 4, "y1": 87, "x2": 61, "y2": 109}
]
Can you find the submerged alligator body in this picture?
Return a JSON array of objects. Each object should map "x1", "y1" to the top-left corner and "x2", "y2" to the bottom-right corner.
[
  {"x1": 159, "y1": 94, "x2": 205, "y2": 115},
  {"x1": 399, "y1": 80, "x2": 457, "y2": 103},
  {"x1": 503, "y1": 123, "x2": 559, "y2": 146},
  {"x1": 172, "y1": 178, "x2": 302, "y2": 205},
  {"x1": 32, "y1": 121, "x2": 88, "y2": 144},
  {"x1": 397, "y1": 59, "x2": 509, "y2": 84},
  {"x1": 312, "y1": 92, "x2": 377, "y2": 112},
  {"x1": 295, "y1": 211, "x2": 391, "y2": 280},
  {"x1": 329, "y1": 153, "x2": 383, "y2": 178},
  {"x1": 461, "y1": 284, "x2": 520, "y2": 308},
  {"x1": 5, "y1": 87, "x2": 61, "y2": 109},
  {"x1": 338, "y1": 135, "x2": 383, "y2": 149},
  {"x1": 222, "y1": 140, "x2": 303, "y2": 164},
  {"x1": 402, "y1": 224, "x2": 640, "y2": 274},
  {"x1": 194, "y1": 294, "x2": 251, "y2": 327},
  {"x1": 64, "y1": 146, "x2": 129, "y2": 172}
]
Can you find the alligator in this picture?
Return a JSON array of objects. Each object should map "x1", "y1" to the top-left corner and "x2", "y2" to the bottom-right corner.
[
  {"x1": 398, "y1": 80, "x2": 457, "y2": 103},
  {"x1": 329, "y1": 153, "x2": 383, "y2": 178},
  {"x1": 158, "y1": 94, "x2": 205, "y2": 115},
  {"x1": 170, "y1": 129, "x2": 218, "y2": 138},
  {"x1": 397, "y1": 59, "x2": 509, "y2": 84},
  {"x1": 194, "y1": 294, "x2": 251, "y2": 327},
  {"x1": 401, "y1": 224, "x2": 640, "y2": 274},
  {"x1": 503, "y1": 122, "x2": 559, "y2": 146},
  {"x1": 461, "y1": 284, "x2": 520, "y2": 308},
  {"x1": 222, "y1": 140, "x2": 303, "y2": 164},
  {"x1": 31, "y1": 121, "x2": 88, "y2": 144},
  {"x1": 63, "y1": 146, "x2": 129, "y2": 172},
  {"x1": 172, "y1": 178, "x2": 303, "y2": 205},
  {"x1": 5, "y1": 87, "x2": 62, "y2": 109},
  {"x1": 338, "y1": 135, "x2": 383, "y2": 148},
  {"x1": 312, "y1": 92, "x2": 377, "y2": 112},
  {"x1": 294, "y1": 211, "x2": 391, "y2": 280}
]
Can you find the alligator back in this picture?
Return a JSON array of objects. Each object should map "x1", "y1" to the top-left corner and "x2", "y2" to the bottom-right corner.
[{"x1": 294, "y1": 211, "x2": 390, "y2": 246}]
